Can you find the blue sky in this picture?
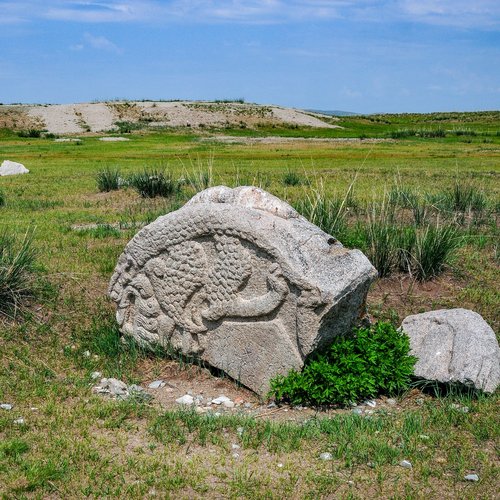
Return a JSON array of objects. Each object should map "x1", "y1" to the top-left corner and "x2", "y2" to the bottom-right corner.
[{"x1": 1, "y1": 1, "x2": 499, "y2": 112}]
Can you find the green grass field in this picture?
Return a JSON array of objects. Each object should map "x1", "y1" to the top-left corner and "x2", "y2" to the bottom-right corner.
[{"x1": 0, "y1": 112, "x2": 499, "y2": 498}]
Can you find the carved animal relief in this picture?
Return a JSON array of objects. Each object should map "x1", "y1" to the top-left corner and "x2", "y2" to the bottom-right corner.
[{"x1": 110, "y1": 186, "x2": 377, "y2": 395}]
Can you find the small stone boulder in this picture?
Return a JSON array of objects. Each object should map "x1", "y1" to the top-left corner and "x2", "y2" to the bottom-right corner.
[
  {"x1": 0, "y1": 160, "x2": 29, "y2": 176},
  {"x1": 109, "y1": 186, "x2": 377, "y2": 395},
  {"x1": 401, "y1": 308, "x2": 500, "y2": 393}
]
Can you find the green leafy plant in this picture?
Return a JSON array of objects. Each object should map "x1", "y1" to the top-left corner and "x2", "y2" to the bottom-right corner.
[
  {"x1": 96, "y1": 167, "x2": 122, "y2": 192},
  {"x1": 129, "y1": 168, "x2": 180, "y2": 198},
  {"x1": 270, "y1": 322, "x2": 417, "y2": 407}
]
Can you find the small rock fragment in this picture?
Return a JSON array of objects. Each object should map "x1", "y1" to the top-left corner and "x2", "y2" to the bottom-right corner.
[
  {"x1": 176, "y1": 394, "x2": 194, "y2": 405},
  {"x1": 232, "y1": 444, "x2": 240, "y2": 450},
  {"x1": 237, "y1": 426, "x2": 244, "y2": 435},
  {"x1": 277, "y1": 463, "x2": 283, "y2": 468},
  {"x1": 14, "y1": 417, "x2": 25, "y2": 425},
  {"x1": 83, "y1": 350, "x2": 91, "y2": 357},
  {"x1": 464, "y1": 474, "x2": 479, "y2": 482},
  {"x1": 319, "y1": 452, "x2": 332, "y2": 461},
  {"x1": 1, "y1": 403, "x2": 13, "y2": 411},
  {"x1": 244, "y1": 402, "x2": 253, "y2": 409},
  {"x1": 400, "y1": 460, "x2": 412, "y2": 469},
  {"x1": 148, "y1": 380, "x2": 166, "y2": 389},
  {"x1": 267, "y1": 401, "x2": 277, "y2": 409},
  {"x1": 223, "y1": 400, "x2": 235, "y2": 408},
  {"x1": 211, "y1": 395, "x2": 231, "y2": 405},
  {"x1": 232, "y1": 453, "x2": 240, "y2": 459},
  {"x1": 352, "y1": 408, "x2": 363, "y2": 415},
  {"x1": 419, "y1": 435, "x2": 430, "y2": 440},
  {"x1": 364, "y1": 400, "x2": 377, "y2": 408},
  {"x1": 91, "y1": 371, "x2": 102, "y2": 380},
  {"x1": 386, "y1": 398, "x2": 397, "y2": 406}
]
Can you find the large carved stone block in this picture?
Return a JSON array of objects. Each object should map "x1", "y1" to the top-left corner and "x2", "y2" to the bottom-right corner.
[{"x1": 109, "y1": 186, "x2": 377, "y2": 395}]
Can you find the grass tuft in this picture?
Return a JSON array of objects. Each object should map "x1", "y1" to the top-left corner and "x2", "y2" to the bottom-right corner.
[
  {"x1": 96, "y1": 167, "x2": 122, "y2": 192},
  {"x1": 0, "y1": 229, "x2": 38, "y2": 317},
  {"x1": 129, "y1": 168, "x2": 180, "y2": 198}
]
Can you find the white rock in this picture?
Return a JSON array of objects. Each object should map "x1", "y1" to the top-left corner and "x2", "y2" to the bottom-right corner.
[
  {"x1": 319, "y1": 452, "x2": 332, "y2": 461},
  {"x1": 91, "y1": 371, "x2": 102, "y2": 380},
  {"x1": 83, "y1": 350, "x2": 91, "y2": 357},
  {"x1": 176, "y1": 394, "x2": 194, "y2": 405},
  {"x1": 232, "y1": 453, "x2": 240, "y2": 459},
  {"x1": 99, "y1": 137, "x2": 130, "y2": 142},
  {"x1": 364, "y1": 400, "x2": 377, "y2": 408},
  {"x1": 0, "y1": 160, "x2": 29, "y2": 176},
  {"x1": 14, "y1": 417, "x2": 25, "y2": 425},
  {"x1": 386, "y1": 398, "x2": 397, "y2": 406},
  {"x1": 277, "y1": 463, "x2": 283, "y2": 468},
  {"x1": 401, "y1": 309, "x2": 500, "y2": 393},
  {"x1": 237, "y1": 426, "x2": 244, "y2": 435},
  {"x1": 232, "y1": 443, "x2": 240, "y2": 450},
  {"x1": 400, "y1": 460, "x2": 412, "y2": 469},
  {"x1": 464, "y1": 474, "x2": 479, "y2": 482},
  {"x1": 1, "y1": 403, "x2": 13, "y2": 410},
  {"x1": 212, "y1": 395, "x2": 231, "y2": 405},
  {"x1": 95, "y1": 377, "x2": 128, "y2": 396},
  {"x1": 223, "y1": 400, "x2": 235, "y2": 408},
  {"x1": 148, "y1": 380, "x2": 166, "y2": 389}
]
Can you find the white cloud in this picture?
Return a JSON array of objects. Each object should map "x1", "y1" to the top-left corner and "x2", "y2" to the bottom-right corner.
[
  {"x1": 0, "y1": 0, "x2": 498, "y2": 27},
  {"x1": 82, "y1": 33, "x2": 122, "y2": 53}
]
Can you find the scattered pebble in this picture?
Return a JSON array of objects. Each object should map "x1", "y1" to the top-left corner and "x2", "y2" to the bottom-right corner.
[
  {"x1": 83, "y1": 350, "x2": 91, "y2": 357},
  {"x1": 30, "y1": 407, "x2": 38, "y2": 411},
  {"x1": 211, "y1": 395, "x2": 231, "y2": 405},
  {"x1": 464, "y1": 474, "x2": 479, "y2": 482},
  {"x1": 419, "y1": 434, "x2": 430, "y2": 440},
  {"x1": 91, "y1": 371, "x2": 102, "y2": 380},
  {"x1": 176, "y1": 394, "x2": 194, "y2": 405},
  {"x1": 277, "y1": 463, "x2": 283, "y2": 468},
  {"x1": 0, "y1": 403, "x2": 13, "y2": 411},
  {"x1": 244, "y1": 402, "x2": 253, "y2": 409},
  {"x1": 14, "y1": 417, "x2": 25, "y2": 425},
  {"x1": 148, "y1": 380, "x2": 166, "y2": 389},
  {"x1": 347, "y1": 481, "x2": 354, "y2": 485},
  {"x1": 400, "y1": 460, "x2": 412, "y2": 469},
  {"x1": 232, "y1": 444, "x2": 240, "y2": 450},
  {"x1": 223, "y1": 400, "x2": 235, "y2": 409},
  {"x1": 237, "y1": 426, "x2": 244, "y2": 435},
  {"x1": 267, "y1": 401, "x2": 277, "y2": 409},
  {"x1": 352, "y1": 408, "x2": 363, "y2": 415},
  {"x1": 416, "y1": 398, "x2": 424, "y2": 405},
  {"x1": 386, "y1": 398, "x2": 397, "y2": 406},
  {"x1": 232, "y1": 453, "x2": 240, "y2": 459},
  {"x1": 319, "y1": 452, "x2": 332, "y2": 461},
  {"x1": 364, "y1": 400, "x2": 377, "y2": 408}
]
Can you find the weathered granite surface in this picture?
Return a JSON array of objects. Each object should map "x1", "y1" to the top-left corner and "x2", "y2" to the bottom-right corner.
[
  {"x1": 401, "y1": 308, "x2": 500, "y2": 393},
  {"x1": 109, "y1": 186, "x2": 377, "y2": 395}
]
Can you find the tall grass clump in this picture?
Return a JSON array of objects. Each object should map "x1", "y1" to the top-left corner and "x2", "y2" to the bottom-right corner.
[
  {"x1": 412, "y1": 224, "x2": 462, "y2": 280},
  {"x1": 270, "y1": 322, "x2": 416, "y2": 406},
  {"x1": 96, "y1": 167, "x2": 121, "y2": 192},
  {"x1": 129, "y1": 168, "x2": 180, "y2": 198},
  {"x1": 0, "y1": 189, "x2": 5, "y2": 207},
  {"x1": 0, "y1": 230, "x2": 37, "y2": 316},
  {"x1": 293, "y1": 180, "x2": 355, "y2": 237}
]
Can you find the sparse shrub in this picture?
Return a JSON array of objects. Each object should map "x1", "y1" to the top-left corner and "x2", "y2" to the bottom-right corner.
[
  {"x1": 17, "y1": 129, "x2": 43, "y2": 138},
  {"x1": 114, "y1": 121, "x2": 144, "y2": 133},
  {"x1": 96, "y1": 167, "x2": 121, "y2": 192},
  {"x1": 0, "y1": 229, "x2": 37, "y2": 317},
  {"x1": 0, "y1": 189, "x2": 5, "y2": 207},
  {"x1": 270, "y1": 322, "x2": 417, "y2": 406},
  {"x1": 388, "y1": 186, "x2": 418, "y2": 209},
  {"x1": 129, "y1": 168, "x2": 180, "y2": 198},
  {"x1": 282, "y1": 170, "x2": 303, "y2": 186}
]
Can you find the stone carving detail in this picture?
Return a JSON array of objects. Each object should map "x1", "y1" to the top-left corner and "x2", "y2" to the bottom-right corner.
[{"x1": 110, "y1": 186, "x2": 377, "y2": 395}]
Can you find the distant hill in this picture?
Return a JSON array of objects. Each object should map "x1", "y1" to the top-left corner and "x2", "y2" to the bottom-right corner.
[
  {"x1": 307, "y1": 109, "x2": 359, "y2": 117},
  {"x1": 0, "y1": 101, "x2": 340, "y2": 135}
]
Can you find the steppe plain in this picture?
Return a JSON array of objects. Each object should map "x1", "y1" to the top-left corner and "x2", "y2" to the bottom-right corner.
[{"x1": 0, "y1": 101, "x2": 499, "y2": 498}]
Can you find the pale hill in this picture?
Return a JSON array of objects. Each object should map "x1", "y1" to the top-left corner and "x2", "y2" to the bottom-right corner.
[{"x1": 0, "y1": 101, "x2": 338, "y2": 134}]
